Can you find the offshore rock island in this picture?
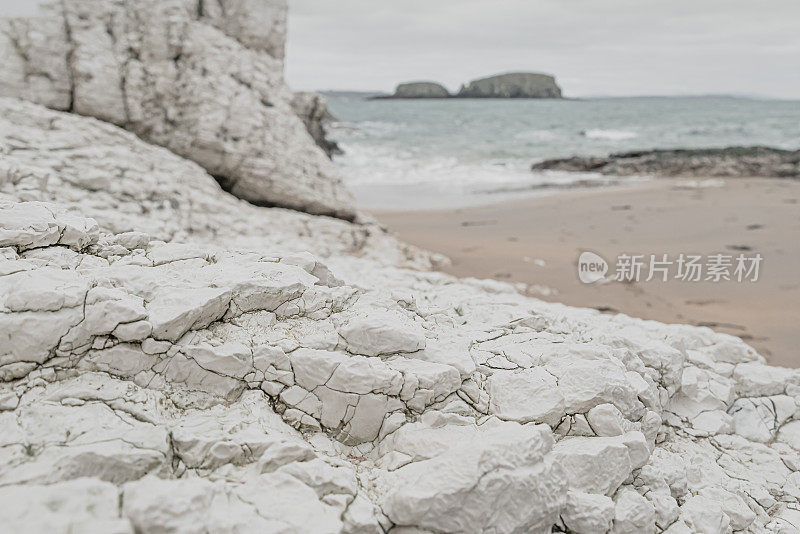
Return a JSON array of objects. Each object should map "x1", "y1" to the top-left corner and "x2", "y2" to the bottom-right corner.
[
  {"x1": 457, "y1": 72, "x2": 563, "y2": 99},
  {"x1": 381, "y1": 72, "x2": 563, "y2": 99},
  {"x1": 391, "y1": 81, "x2": 451, "y2": 99}
]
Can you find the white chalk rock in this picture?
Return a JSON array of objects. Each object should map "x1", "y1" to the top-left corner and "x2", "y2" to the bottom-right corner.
[
  {"x1": 0, "y1": 1, "x2": 355, "y2": 219},
  {"x1": 778, "y1": 420, "x2": 800, "y2": 450},
  {"x1": 586, "y1": 403, "x2": 626, "y2": 436},
  {"x1": 0, "y1": 201, "x2": 99, "y2": 251},
  {"x1": 122, "y1": 476, "x2": 214, "y2": 534},
  {"x1": 0, "y1": 97, "x2": 423, "y2": 266},
  {"x1": 612, "y1": 487, "x2": 656, "y2": 533},
  {"x1": 561, "y1": 490, "x2": 615, "y2": 533},
  {"x1": 0, "y1": 10, "x2": 72, "y2": 110},
  {"x1": 552, "y1": 435, "x2": 634, "y2": 495},
  {"x1": 386, "y1": 358, "x2": 462, "y2": 412},
  {"x1": 148, "y1": 287, "x2": 232, "y2": 342},
  {"x1": 733, "y1": 362, "x2": 793, "y2": 396},
  {"x1": 545, "y1": 356, "x2": 641, "y2": 417},
  {"x1": 487, "y1": 367, "x2": 566, "y2": 426},
  {"x1": 123, "y1": 473, "x2": 348, "y2": 533},
  {"x1": 0, "y1": 400, "x2": 170, "y2": 486},
  {"x1": 729, "y1": 396, "x2": 795, "y2": 442},
  {"x1": 679, "y1": 494, "x2": 731, "y2": 534},
  {"x1": 690, "y1": 409, "x2": 733, "y2": 436},
  {"x1": 699, "y1": 487, "x2": 756, "y2": 531},
  {"x1": 0, "y1": 478, "x2": 131, "y2": 534},
  {"x1": 338, "y1": 311, "x2": 427, "y2": 356},
  {"x1": 382, "y1": 421, "x2": 566, "y2": 533}
]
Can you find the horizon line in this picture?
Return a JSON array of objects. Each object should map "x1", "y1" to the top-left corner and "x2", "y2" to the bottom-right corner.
[{"x1": 308, "y1": 90, "x2": 798, "y2": 101}]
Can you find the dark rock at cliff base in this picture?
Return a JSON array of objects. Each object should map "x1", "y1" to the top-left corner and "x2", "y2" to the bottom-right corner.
[
  {"x1": 457, "y1": 73, "x2": 562, "y2": 99},
  {"x1": 386, "y1": 82, "x2": 451, "y2": 99},
  {"x1": 291, "y1": 92, "x2": 342, "y2": 157},
  {"x1": 532, "y1": 147, "x2": 800, "y2": 178}
]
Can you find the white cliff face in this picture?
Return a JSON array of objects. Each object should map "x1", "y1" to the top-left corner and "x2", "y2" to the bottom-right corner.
[
  {"x1": 0, "y1": 97, "x2": 423, "y2": 267},
  {"x1": 2, "y1": 100, "x2": 800, "y2": 533},
  {"x1": 0, "y1": 0, "x2": 355, "y2": 219}
]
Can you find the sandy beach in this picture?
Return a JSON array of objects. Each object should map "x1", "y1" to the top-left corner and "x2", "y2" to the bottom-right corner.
[{"x1": 373, "y1": 177, "x2": 800, "y2": 367}]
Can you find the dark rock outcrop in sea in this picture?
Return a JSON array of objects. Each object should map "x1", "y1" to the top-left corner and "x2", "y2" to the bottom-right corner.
[
  {"x1": 389, "y1": 81, "x2": 451, "y2": 98},
  {"x1": 457, "y1": 72, "x2": 562, "y2": 99},
  {"x1": 532, "y1": 146, "x2": 800, "y2": 178},
  {"x1": 379, "y1": 73, "x2": 563, "y2": 99},
  {"x1": 291, "y1": 92, "x2": 342, "y2": 157}
]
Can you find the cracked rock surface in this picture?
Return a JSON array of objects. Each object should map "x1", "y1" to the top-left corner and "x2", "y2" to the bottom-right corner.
[
  {"x1": 0, "y1": 0, "x2": 355, "y2": 219},
  {"x1": 2, "y1": 102, "x2": 800, "y2": 533}
]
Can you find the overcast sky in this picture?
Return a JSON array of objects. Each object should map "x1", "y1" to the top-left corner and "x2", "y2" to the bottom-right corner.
[
  {"x1": 3, "y1": 0, "x2": 798, "y2": 98},
  {"x1": 286, "y1": 0, "x2": 800, "y2": 98}
]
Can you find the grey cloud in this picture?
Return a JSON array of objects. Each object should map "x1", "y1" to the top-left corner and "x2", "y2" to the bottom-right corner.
[
  {"x1": 285, "y1": 0, "x2": 800, "y2": 98},
  {"x1": 1, "y1": 0, "x2": 796, "y2": 97}
]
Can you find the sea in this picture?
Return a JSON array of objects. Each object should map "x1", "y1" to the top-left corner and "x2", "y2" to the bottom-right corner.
[{"x1": 323, "y1": 94, "x2": 800, "y2": 210}]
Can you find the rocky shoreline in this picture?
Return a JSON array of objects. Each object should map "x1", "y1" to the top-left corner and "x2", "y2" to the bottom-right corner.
[
  {"x1": 532, "y1": 146, "x2": 800, "y2": 178},
  {"x1": 2, "y1": 2, "x2": 800, "y2": 533}
]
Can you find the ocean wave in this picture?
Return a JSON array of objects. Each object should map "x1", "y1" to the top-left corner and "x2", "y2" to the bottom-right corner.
[
  {"x1": 329, "y1": 120, "x2": 400, "y2": 139},
  {"x1": 581, "y1": 128, "x2": 638, "y2": 140},
  {"x1": 333, "y1": 143, "x2": 642, "y2": 209},
  {"x1": 335, "y1": 143, "x2": 530, "y2": 186},
  {"x1": 514, "y1": 129, "x2": 557, "y2": 142},
  {"x1": 476, "y1": 172, "x2": 625, "y2": 195}
]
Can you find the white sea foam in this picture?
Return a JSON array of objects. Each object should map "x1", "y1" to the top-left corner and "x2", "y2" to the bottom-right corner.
[
  {"x1": 334, "y1": 143, "x2": 622, "y2": 210},
  {"x1": 514, "y1": 129, "x2": 558, "y2": 142},
  {"x1": 581, "y1": 128, "x2": 639, "y2": 140}
]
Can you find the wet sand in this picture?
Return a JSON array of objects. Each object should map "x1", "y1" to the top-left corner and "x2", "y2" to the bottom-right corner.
[{"x1": 372, "y1": 177, "x2": 800, "y2": 367}]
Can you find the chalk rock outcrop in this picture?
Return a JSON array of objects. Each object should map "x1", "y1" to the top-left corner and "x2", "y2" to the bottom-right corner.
[
  {"x1": 390, "y1": 81, "x2": 451, "y2": 99},
  {"x1": 0, "y1": 97, "x2": 427, "y2": 267},
  {"x1": 3, "y1": 98, "x2": 800, "y2": 531},
  {"x1": 532, "y1": 146, "x2": 800, "y2": 178},
  {"x1": 457, "y1": 72, "x2": 562, "y2": 98},
  {"x1": 0, "y1": 0, "x2": 355, "y2": 218}
]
